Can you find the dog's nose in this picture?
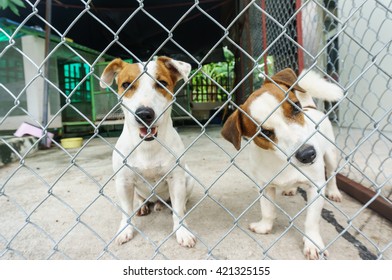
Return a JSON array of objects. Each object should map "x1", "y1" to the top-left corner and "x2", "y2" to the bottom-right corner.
[
  {"x1": 295, "y1": 145, "x2": 317, "y2": 164},
  {"x1": 135, "y1": 106, "x2": 155, "y2": 126}
]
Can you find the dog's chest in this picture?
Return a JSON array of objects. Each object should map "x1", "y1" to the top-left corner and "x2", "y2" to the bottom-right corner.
[
  {"x1": 131, "y1": 164, "x2": 170, "y2": 200},
  {"x1": 249, "y1": 148, "x2": 324, "y2": 187},
  {"x1": 133, "y1": 164, "x2": 167, "y2": 182}
]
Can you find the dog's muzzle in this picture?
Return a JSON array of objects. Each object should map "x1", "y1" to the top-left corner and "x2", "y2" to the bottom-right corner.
[
  {"x1": 295, "y1": 144, "x2": 317, "y2": 164},
  {"x1": 135, "y1": 106, "x2": 158, "y2": 141}
]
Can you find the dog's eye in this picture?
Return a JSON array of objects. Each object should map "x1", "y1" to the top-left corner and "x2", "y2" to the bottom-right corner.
[
  {"x1": 122, "y1": 82, "x2": 134, "y2": 90},
  {"x1": 156, "y1": 80, "x2": 168, "y2": 88},
  {"x1": 292, "y1": 101, "x2": 302, "y2": 115},
  {"x1": 258, "y1": 128, "x2": 274, "y2": 139}
]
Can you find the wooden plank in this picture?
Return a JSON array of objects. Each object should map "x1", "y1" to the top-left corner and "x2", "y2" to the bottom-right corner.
[{"x1": 336, "y1": 173, "x2": 392, "y2": 222}]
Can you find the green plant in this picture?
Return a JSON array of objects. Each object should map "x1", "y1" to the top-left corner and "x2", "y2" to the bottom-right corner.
[
  {"x1": 191, "y1": 47, "x2": 235, "y2": 102},
  {"x1": 190, "y1": 47, "x2": 274, "y2": 102},
  {"x1": 253, "y1": 56, "x2": 275, "y2": 90},
  {"x1": 0, "y1": 0, "x2": 26, "y2": 16}
]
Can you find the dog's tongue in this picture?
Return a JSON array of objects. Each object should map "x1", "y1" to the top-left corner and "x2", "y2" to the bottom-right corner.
[{"x1": 139, "y1": 127, "x2": 157, "y2": 138}]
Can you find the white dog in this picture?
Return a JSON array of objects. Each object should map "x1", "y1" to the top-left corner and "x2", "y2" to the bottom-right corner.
[
  {"x1": 221, "y1": 68, "x2": 343, "y2": 259},
  {"x1": 100, "y1": 56, "x2": 196, "y2": 247}
]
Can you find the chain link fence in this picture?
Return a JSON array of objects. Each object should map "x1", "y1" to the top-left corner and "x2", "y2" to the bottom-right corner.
[{"x1": 0, "y1": 0, "x2": 391, "y2": 260}]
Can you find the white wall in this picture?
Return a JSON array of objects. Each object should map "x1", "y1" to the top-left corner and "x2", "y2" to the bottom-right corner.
[
  {"x1": 338, "y1": 1, "x2": 391, "y2": 131},
  {"x1": 1, "y1": 35, "x2": 62, "y2": 130},
  {"x1": 21, "y1": 35, "x2": 62, "y2": 129}
]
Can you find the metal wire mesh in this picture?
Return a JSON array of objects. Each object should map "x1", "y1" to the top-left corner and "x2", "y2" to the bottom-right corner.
[{"x1": 0, "y1": 0, "x2": 391, "y2": 260}]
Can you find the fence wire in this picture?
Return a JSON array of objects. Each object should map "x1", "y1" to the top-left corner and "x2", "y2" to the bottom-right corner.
[{"x1": 0, "y1": 0, "x2": 391, "y2": 260}]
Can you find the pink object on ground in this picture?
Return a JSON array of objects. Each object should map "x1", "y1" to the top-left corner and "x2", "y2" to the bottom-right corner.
[{"x1": 14, "y1": 122, "x2": 54, "y2": 148}]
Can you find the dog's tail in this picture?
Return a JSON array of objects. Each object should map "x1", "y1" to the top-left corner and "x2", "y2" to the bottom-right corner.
[{"x1": 297, "y1": 70, "x2": 343, "y2": 107}]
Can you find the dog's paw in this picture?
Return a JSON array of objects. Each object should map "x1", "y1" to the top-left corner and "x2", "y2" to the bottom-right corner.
[
  {"x1": 154, "y1": 201, "x2": 164, "y2": 212},
  {"x1": 282, "y1": 187, "x2": 297, "y2": 196},
  {"x1": 326, "y1": 191, "x2": 343, "y2": 202},
  {"x1": 176, "y1": 227, "x2": 196, "y2": 248},
  {"x1": 116, "y1": 227, "x2": 135, "y2": 245},
  {"x1": 136, "y1": 204, "x2": 151, "y2": 216},
  {"x1": 249, "y1": 220, "x2": 273, "y2": 234},
  {"x1": 303, "y1": 238, "x2": 328, "y2": 260}
]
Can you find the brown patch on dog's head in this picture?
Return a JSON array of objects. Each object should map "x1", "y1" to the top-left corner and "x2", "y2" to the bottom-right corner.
[
  {"x1": 100, "y1": 57, "x2": 191, "y2": 100},
  {"x1": 99, "y1": 58, "x2": 124, "y2": 89},
  {"x1": 154, "y1": 56, "x2": 190, "y2": 100},
  {"x1": 100, "y1": 58, "x2": 141, "y2": 98},
  {"x1": 267, "y1": 69, "x2": 305, "y2": 126},
  {"x1": 156, "y1": 56, "x2": 191, "y2": 83},
  {"x1": 222, "y1": 68, "x2": 307, "y2": 151},
  {"x1": 221, "y1": 101, "x2": 276, "y2": 151},
  {"x1": 250, "y1": 68, "x2": 306, "y2": 127},
  {"x1": 265, "y1": 68, "x2": 305, "y2": 93},
  {"x1": 221, "y1": 108, "x2": 243, "y2": 151}
]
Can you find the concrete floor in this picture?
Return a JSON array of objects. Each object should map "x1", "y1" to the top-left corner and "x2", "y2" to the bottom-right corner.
[{"x1": 0, "y1": 126, "x2": 391, "y2": 260}]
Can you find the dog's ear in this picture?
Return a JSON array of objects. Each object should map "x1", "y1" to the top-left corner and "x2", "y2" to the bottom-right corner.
[
  {"x1": 221, "y1": 109, "x2": 243, "y2": 151},
  {"x1": 266, "y1": 68, "x2": 305, "y2": 93},
  {"x1": 157, "y1": 56, "x2": 191, "y2": 83},
  {"x1": 100, "y1": 58, "x2": 125, "y2": 88}
]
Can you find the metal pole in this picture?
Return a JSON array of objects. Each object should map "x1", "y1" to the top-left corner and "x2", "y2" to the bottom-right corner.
[
  {"x1": 40, "y1": 0, "x2": 52, "y2": 149},
  {"x1": 295, "y1": 0, "x2": 304, "y2": 73},
  {"x1": 261, "y1": 0, "x2": 269, "y2": 76}
]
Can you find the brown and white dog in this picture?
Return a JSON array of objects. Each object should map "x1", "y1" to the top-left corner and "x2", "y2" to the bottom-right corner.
[
  {"x1": 221, "y1": 68, "x2": 343, "y2": 259},
  {"x1": 100, "y1": 56, "x2": 196, "y2": 248}
]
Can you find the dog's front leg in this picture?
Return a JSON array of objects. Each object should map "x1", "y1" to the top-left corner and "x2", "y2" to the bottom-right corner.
[
  {"x1": 167, "y1": 172, "x2": 196, "y2": 248},
  {"x1": 324, "y1": 152, "x2": 343, "y2": 202},
  {"x1": 250, "y1": 186, "x2": 276, "y2": 234},
  {"x1": 303, "y1": 185, "x2": 327, "y2": 260},
  {"x1": 115, "y1": 176, "x2": 136, "y2": 245}
]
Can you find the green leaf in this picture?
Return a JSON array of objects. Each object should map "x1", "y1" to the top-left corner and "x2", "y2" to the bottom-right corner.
[
  {"x1": 9, "y1": 2, "x2": 20, "y2": 16},
  {"x1": 0, "y1": 0, "x2": 25, "y2": 15},
  {"x1": 0, "y1": 0, "x2": 8, "y2": 9},
  {"x1": 11, "y1": 0, "x2": 25, "y2": 8}
]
